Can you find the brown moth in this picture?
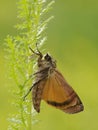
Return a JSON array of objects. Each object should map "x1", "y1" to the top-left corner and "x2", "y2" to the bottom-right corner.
[{"x1": 24, "y1": 46, "x2": 84, "y2": 114}]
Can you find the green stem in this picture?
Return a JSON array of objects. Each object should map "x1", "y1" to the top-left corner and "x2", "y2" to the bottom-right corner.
[{"x1": 6, "y1": 0, "x2": 55, "y2": 129}]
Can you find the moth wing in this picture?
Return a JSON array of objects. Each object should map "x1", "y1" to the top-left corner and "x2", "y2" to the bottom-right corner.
[
  {"x1": 32, "y1": 80, "x2": 46, "y2": 113},
  {"x1": 42, "y1": 70, "x2": 84, "y2": 114}
]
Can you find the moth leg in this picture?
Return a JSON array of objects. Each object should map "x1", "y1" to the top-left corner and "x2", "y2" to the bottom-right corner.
[
  {"x1": 28, "y1": 68, "x2": 49, "y2": 81},
  {"x1": 33, "y1": 67, "x2": 49, "y2": 75},
  {"x1": 23, "y1": 75, "x2": 48, "y2": 100}
]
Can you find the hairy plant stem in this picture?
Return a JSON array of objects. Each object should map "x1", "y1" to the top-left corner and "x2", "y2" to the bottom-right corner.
[{"x1": 5, "y1": 0, "x2": 55, "y2": 129}]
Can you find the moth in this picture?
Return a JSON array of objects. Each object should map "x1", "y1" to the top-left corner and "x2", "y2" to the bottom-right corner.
[{"x1": 24, "y1": 46, "x2": 84, "y2": 114}]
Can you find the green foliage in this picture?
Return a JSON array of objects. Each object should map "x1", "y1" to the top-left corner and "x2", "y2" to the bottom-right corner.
[{"x1": 5, "y1": 0, "x2": 55, "y2": 129}]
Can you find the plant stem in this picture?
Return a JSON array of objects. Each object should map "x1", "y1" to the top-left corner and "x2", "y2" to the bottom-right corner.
[{"x1": 6, "y1": 0, "x2": 55, "y2": 129}]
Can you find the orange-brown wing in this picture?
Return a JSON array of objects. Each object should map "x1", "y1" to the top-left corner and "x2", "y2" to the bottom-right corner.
[{"x1": 42, "y1": 70, "x2": 84, "y2": 114}]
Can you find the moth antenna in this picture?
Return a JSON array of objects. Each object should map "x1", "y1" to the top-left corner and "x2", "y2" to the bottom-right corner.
[
  {"x1": 29, "y1": 46, "x2": 43, "y2": 59},
  {"x1": 29, "y1": 47, "x2": 36, "y2": 54},
  {"x1": 36, "y1": 43, "x2": 43, "y2": 58}
]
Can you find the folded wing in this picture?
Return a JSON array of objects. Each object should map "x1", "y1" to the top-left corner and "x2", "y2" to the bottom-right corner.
[{"x1": 42, "y1": 70, "x2": 84, "y2": 114}]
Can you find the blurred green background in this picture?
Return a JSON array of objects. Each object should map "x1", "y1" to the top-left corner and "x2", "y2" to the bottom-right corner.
[{"x1": 0, "y1": 0, "x2": 98, "y2": 130}]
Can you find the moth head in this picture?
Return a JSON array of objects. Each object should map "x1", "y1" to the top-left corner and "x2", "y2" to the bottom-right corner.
[
  {"x1": 44, "y1": 53, "x2": 52, "y2": 61},
  {"x1": 44, "y1": 53, "x2": 56, "y2": 68}
]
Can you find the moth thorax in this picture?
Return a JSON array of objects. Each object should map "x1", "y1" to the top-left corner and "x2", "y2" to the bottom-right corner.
[{"x1": 48, "y1": 67, "x2": 55, "y2": 77}]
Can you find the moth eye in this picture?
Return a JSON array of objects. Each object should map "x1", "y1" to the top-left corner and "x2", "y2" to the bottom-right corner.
[{"x1": 44, "y1": 54, "x2": 51, "y2": 61}]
